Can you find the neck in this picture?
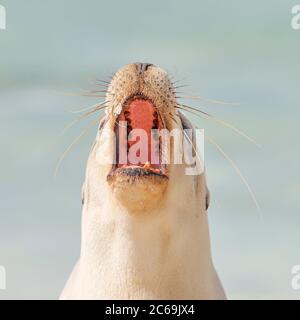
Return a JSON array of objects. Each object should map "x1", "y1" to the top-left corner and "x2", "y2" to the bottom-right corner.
[{"x1": 77, "y1": 189, "x2": 224, "y2": 299}]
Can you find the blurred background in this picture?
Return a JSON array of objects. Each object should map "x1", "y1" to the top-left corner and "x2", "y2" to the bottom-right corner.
[{"x1": 0, "y1": 0, "x2": 299, "y2": 299}]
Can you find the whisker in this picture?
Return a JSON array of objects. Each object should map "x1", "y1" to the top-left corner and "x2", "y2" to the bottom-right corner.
[
  {"x1": 66, "y1": 93, "x2": 107, "y2": 98},
  {"x1": 95, "y1": 83, "x2": 110, "y2": 88},
  {"x1": 177, "y1": 104, "x2": 261, "y2": 148},
  {"x1": 181, "y1": 127, "x2": 223, "y2": 210},
  {"x1": 55, "y1": 117, "x2": 100, "y2": 178},
  {"x1": 182, "y1": 130, "x2": 204, "y2": 173},
  {"x1": 63, "y1": 103, "x2": 108, "y2": 133},
  {"x1": 204, "y1": 133, "x2": 262, "y2": 216},
  {"x1": 62, "y1": 88, "x2": 109, "y2": 97},
  {"x1": 84, "y1": 89, "x2": 111, "y2": 94},
  {"x1": 173, "y1": 91, "x2": 186, "y2": 94},
  {"x1": 114, "y1": 119, "x2": 127, "y2": 128},
  {"x1": 93, "y1": 80, "x2": 111, "y2": 88},
  {"x1": 168, "y1": 112, "x2": 178, "y2": 124},
  {"x1": 173, "y1": 85, "x2": 190, "y2": 89},
  {"x1": 88, "y1": 76, "x2": 110, "y2": 83},
  {"x1": 95, "y1": 79, "x2": 111, "y2": 84},
  {"x1": 69, "y1": 100, "x2": 109, "y2": 114},
  {"x1": 171, "y1": 78, "x2": 188, "y2": 85},
  {"x1": 178, "y1": 95, "x2": 239, "y2": 106}
]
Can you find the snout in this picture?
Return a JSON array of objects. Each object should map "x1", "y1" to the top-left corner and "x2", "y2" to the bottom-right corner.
[{"x1": 134, "y1": 62, "x2": 154, "y2": 74}]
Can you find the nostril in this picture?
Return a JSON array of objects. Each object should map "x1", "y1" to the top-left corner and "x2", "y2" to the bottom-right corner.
[{"x1": 135, "y1": 62, "x2": 154, "y2": 74}]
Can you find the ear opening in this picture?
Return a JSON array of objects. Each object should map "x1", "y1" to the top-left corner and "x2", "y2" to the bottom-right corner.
[
  {"x1": 205, "y1": 185, "x2": 210, "y2": 210},
  {"x1": 81, "y1": 182, "x2": 85, "y2": 205},
  {"x1": 98, "y1": 116, "x2": 107, "y2": 133}
]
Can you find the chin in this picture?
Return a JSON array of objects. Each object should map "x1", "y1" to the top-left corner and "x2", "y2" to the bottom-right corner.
[{"x1": 107, "y1": 166, "x2": 168, "y2": 213}]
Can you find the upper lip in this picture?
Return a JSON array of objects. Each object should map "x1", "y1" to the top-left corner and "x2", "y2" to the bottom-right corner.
[{"x1": 122, "y1": 93, "x2": 153, "y2": 108}]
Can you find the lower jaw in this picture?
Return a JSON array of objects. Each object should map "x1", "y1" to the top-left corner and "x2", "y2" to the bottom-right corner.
[
  {"x1": 106, "y1": 166, "x2": 169, "y2": 213},
  {"x1": 107, "y1": 165, "x2": 169, "y2": 181}
]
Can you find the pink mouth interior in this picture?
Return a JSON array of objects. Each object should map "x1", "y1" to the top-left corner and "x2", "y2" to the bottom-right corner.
[{"x1": 115, "y1": 98, "x2": 165, "y2": 174}]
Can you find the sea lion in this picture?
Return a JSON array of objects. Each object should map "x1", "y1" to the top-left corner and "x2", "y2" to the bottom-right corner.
[{"x1": 60, "y1": 63, "x2": 225, "y2": 299}]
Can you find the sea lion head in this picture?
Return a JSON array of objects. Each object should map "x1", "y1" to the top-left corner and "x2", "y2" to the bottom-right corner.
[{"x1": 84, "y1": 63, "x2": 207, "y2": 213}]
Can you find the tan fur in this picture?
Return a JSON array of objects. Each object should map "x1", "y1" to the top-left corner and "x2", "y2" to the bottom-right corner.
[{"x1": 60, "y1": 63, "x2": 225, "y2": 299}]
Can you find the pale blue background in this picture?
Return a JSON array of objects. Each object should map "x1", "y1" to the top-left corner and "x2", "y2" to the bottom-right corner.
[{"x1": 0, "y1": 0, "x2": 299, "y2": 299}]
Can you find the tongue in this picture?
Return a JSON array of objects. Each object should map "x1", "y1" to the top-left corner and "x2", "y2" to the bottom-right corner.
[
  {"x1": 117, "y1": 99, "x2": 161, "y2": 168},
  {"x1": 126, "y1": 99, "x2": 155, "y2": 133}
]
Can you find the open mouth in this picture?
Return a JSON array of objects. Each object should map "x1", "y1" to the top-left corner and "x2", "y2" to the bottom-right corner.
[{"x1": 110, "y1": 94, "x2": 168, "y2": 178}]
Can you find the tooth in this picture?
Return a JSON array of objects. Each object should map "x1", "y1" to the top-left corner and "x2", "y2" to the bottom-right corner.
[
  {"x1": 143, "y1": 162, "x2": 151, "y2": 169},
  {"x1": 114, "y1": 103, "x2": 122, "y2": 116}
]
